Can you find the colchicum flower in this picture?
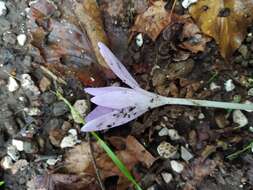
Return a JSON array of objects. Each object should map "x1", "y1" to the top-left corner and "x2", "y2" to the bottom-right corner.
[{"x1": 81, "y1": 42, "x2": 253, "y2": 132}]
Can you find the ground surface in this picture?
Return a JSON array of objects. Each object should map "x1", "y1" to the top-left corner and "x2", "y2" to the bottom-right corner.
[{"x1": 0, "y1": 0, "x2": 253, "y2": 190}]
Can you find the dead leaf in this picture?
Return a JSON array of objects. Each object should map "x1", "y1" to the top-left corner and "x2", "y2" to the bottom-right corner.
[
  {"x1": 27, "y1": 0, "x2": 108, "y2": 86},
  {"x1": 73, "y1": 0, "x2": 113, "y2": 78},
  {"x1": 131, "y1": 0, "x2": 180, "y2": 41},
  {"x1": 189, "y1": 0, "x2": 253, "y2": 59}
]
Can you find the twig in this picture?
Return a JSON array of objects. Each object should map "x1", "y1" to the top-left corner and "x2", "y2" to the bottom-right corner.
[{"x1": 87, "y1": 133, "x2": 106, "y2": 190}]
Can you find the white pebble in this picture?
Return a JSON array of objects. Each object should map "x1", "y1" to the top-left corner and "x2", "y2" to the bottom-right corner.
[
  {"x1": 7, "y1": 145, "x2": 20, "y2": 161},
  {"x1": 233, "y1": 110, "x2": 248, "y2": 127},
  {"x1": 20, "y1": 74, "x2": 40, "y2": 96},
  {"x1": 23, "y1": 107, "x2": 41, "y2": 116},
  {"x1": 157, "y1": 141, "x2": 177, "y2": 159},
  {"x1": 210, "y1": 82, "x2": 220, "y2": 90},
  {"x1": 60, "y1": 129, "x2": 80, "y2": 148},
  {"x1": 17, "y1": 34, "x2": 27, "y2": 46},
  {"x1": 7, "y1": 77, "x2": 19, "y2": 92},
  {"x1": 161, "y1": 172, "x2": 173, "y2": 183},
  {"x1": 12, "y1": 139, "x2": 24, "y2": 151},
  {"x1": 198, "y1": 113, "x2": 205, "y2": 120},
  {"x1": 181, "y1": 146, "x2": 193, "y2": 161},
  {"x1": 1, "y1": 156, "x2": 13, "y2": 169},
  {"x1": 136, "y1": 33, "x2": 143, "y2": 47},
  {"x1": 73, "y1": 100, "x2": 89, "y2": 117},
  {"x1": 0, "y1": 1, "x2": 7, "y2": 16},
  {"x1": 158, "y1": 128, "x2": 170, "y2": 136},
  {"x1": 248, "y1": 88, "x2": 253, "y2": 96},
  {"x1": 244, "y1": 100, "x2": 253, "y2": 113},
  {"x1": 168, "y1": 129, "x2": 181, "y2": 141},
  {"x1": 182, "y1": 0, "x2": 198, "y2": 8},
  {"x1": 224, "y1": 79, "x2": 235, "y2": 92},
  {"x1": 170, "y1": 160, "x2": 184, "y2": 173},
  {"x1": 46, "y1": 158, "x2": 58, "y2": 166}
]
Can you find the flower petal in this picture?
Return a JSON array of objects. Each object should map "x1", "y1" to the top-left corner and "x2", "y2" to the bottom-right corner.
[
  {"x1": 81, "y1": 106, "x2": 147, "y2": 132},
  {"x1": 86, "y1": 106, "x2": 114, "y2": 122},
  {"x1": 90, "y1": 88, "x2": 152, "y2": 109},
  {"x1": 84, "y1": 86, "x2": 129, "y2": 96},
  {"x1": 98, "y1": 42, "x2": 140, "y2": 89}
]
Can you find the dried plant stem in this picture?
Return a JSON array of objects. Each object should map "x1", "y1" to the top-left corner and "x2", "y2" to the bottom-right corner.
[
  {"x1": 87, "y1": 133, "x2": 106, "y2": 190},
  {"x1": 159, "y1": 96, "x2": 253, "y2": 111}
]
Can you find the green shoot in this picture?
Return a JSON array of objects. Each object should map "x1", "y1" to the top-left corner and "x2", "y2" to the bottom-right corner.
[
  {"x1": 0, "y1": 181, "x2": 4, "y2": 186},
  {"x1": 55, "y1": 91, "x2": 142, "y2": 190},
  {"x1": 227, "y1": 141, "x2": 253, "y2": 160}
]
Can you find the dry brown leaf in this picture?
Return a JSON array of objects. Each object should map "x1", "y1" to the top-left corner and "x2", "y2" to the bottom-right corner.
[
  {"x1": 73, "y1": 0, "x2": 113, "y2": 78},
  {"x1": 131, "y1": 0, "x2": 180, "y2": 41},
  {"x1": 189, "y1": 0, "x2": 253, "y2": 59}
]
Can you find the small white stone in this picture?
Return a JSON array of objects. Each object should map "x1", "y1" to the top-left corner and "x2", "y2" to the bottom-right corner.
[
  {"x1": 244, "y1": 100, "x2": 253, "y2": 113},
  {"x1": 210, "y1": 82, "x2": 220, "y2": 90},
  {"x1": 168, "y1": 129, "x2": 181, "y2": 140},
  {"x1": 198, "y1": 113, "x2": 205, "y2": 120},
  {"x1": 1, "y1": 156, "x2": 13, "y2": 169},
  {"x1": 23, "y1": 107, "x2": 41, "y2": 116},
  {"x1": 158, "y1": 128, "x2": 170, "y2": 136},
  {"x1": 136, "y1": 33, "x2": 143, "y2": 47},
  {"x1": 46, "y1": 158, "x2": 58, "y2": 166},
  {"x1": 182, "y1": 0, "x2": 198, "y2": 8},
  {"x1": 60, "y1": 129, "x2": 79, "y2": 148},
  {"x1": 0, "y1": 1, "x2": 7, "y2": 16},
  {"x1": 233, "y1": 110, "x2": 248, "y2": 127},
  {"x1": 248, "y1": 88, "x2": 253, "y2": 96},
  {"x1": 7, "y1": 145, "x2": 20, "y2": 161},
  {"x1": 224, "y1": 79, "x2": 235, "y2": 92},
  {"x1": 249, "y1": 126, "x2": 253, "y2": 132},
  {"x1": 73, "y1": 100, "x2": 89, "y2": 117},
  {"x1": 161, "y1": 172, "x2": 173, "y2": 184},
  {"x1": 181, "y1": 146, "x2": 193, "y2": 161},
  {"x1": 7, "y1": 77, "x2": 19, "y2": 92},
  {"x1": 17, "y1": 34, "x2": 27, "y2": 46},
  {"x1": 170, "y1": 160, "x2": 184, "y2": 173},
  {"x1": 12, "y1": 139, "x2": 24, "y2": 151},
  {"x1": 20, "y1": 74, "x2": 40, "y2": 96},
  {"x1": 157, "y1": 141, "x2": 177, "y2": 159}
]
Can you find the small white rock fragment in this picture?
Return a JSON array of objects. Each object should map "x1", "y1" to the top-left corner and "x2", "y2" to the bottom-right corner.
[
  {"x1": 182, "y1": 0, "x2": 198, "y2": 8},
  {"x1": 12, "y1": 139, "x2": 24, "y2": 151},
  {"x1": 20, "y1": 74, "x2": 40, "y2": 96},
  {"x1": 198, "y1": 113, "x2": 205, "y2": 120},
  {"x1": 23, "y1": 107, "x2": 41, "y2": 116},
  {"x1": 1, "y1": 156, "x2": 13, "y2": 169},
  {"x1": 244, "y1": 100, "x2": 253, "y2": 113},
  {"x1": 7, "y1": 145, "x2": 20, "y2": 161},
  {"x1": 46, "y1": 158, "x2": 58, "y2": 166},
  {"x1": 233, "y1": 110, "x2": 248, "y2": 127},
  {"x1": 17, "y1": 34, "x2": 27, "y2": 46},
  {"x1": 181, "y1": 146, "x2": 193, "y2": 162},
  {"x1": 168, "y1": 129, "x2": 181, "y2": 140},
  {"x1": 0, "y1": 1, "x2": 7, "y2": 16},
  {"x1": 170, "y1": 160, "x2": 184, "y2": 173},
  {"x1": 147, "y1": 186, "x2": 155, "y2": 190},
  {"x1": 210, "y1": 82, "x2": 220, "y2": 90},
  {"x1": 157, "y1": 141, "x2": 177, "y2": 159},
  {"x1": 7, "y1": 77, "x2": 19, "y2": 92},
  {"x1": 158, "y1": 128, "x2": 170, "y2": 136},
  {"x1": 224, "y1": 79, "x2": 235, "y2": 92},
  {"x1": 248, "y1": 88, "x2": 253, "y2": 96},
  {"x1": 249, "y1": 126, "x2": 253, "y2": 132},
  {"x1": 161, "y1": 172, "x2": 173, "y2": 184},
  {"x1": 60, "y1": 129, "x2": 80, "y2": 148},
  {"x1": 73, "y1": 100, "x2": 89, "y2": 117},
  {"x1": 136, "y1": 33, "x2": 143, "y2": 47}
]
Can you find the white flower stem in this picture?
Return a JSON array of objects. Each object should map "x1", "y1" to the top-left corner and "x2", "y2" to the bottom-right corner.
[{"x1": 159, "y1": 96, "x2": 253, "y2": 111}]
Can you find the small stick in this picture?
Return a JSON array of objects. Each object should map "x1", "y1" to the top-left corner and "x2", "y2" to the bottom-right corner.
[{"x1": 87, "y1": 133, "x2": 106, "y2": 190}]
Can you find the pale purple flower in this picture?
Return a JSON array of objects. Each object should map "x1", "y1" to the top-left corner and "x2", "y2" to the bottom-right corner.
[{"x1": 81, "y1": 42, "x2": 253, "y2": 132}]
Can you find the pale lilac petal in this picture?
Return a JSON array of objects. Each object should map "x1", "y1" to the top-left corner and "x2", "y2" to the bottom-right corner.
[
  {"x1": 84, "y1": 86, "x2": 129, "y2": 96},
  {"x1": 90, "y1": 88, "x2": 152, "y2": 109},
  {"x1": 86, "y1": 106, "x2": 114, "y2": 122},
  {"x1": 81, "y1": 106, "x2": 147, "y2": 132},
  {"x1": 98, "y1": 42, "x2": 140, "y2": 89}
]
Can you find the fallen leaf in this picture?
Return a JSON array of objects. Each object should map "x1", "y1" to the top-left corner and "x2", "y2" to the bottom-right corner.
[
  {"x1": 189, "y1": 0, "x2": 253, "y2": 59},
  {"x1": 27, "y1": 0, "x2": 108, "y2": 86},
  {"x1": 131, "y1": 0, "x2": 180, "y2": 41}
]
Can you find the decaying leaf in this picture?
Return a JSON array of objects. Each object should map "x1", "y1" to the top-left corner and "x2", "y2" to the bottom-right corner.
[
  {"x1": 131, "y1": 0, "x2": 210, "y2": 53},
  {"x1": 27, "y1": 0, "x2": 110, "y2": 86},
  {"x1": 131, "y1": 0, "x2": 181, "y2": 41},
  {"x1": 65, "y1": 136, "x2": 155, "y2": 189},
  {"x1": 189, "y1": 0, "x2": 253, "y2": 59}
]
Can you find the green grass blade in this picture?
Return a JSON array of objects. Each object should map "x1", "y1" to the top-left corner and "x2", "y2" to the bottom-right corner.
[
  {"x1": 0, "y1": 181, "x2": 4, "y2": 186},
  {"x1": 55, "y1": 91, "x2": 142, "y2": 190}
]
